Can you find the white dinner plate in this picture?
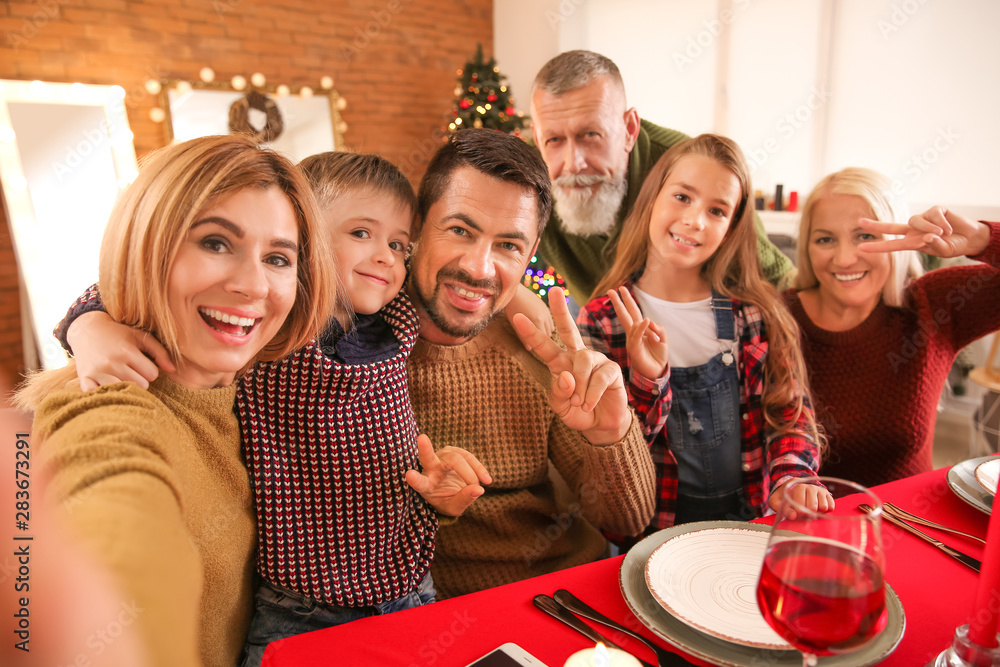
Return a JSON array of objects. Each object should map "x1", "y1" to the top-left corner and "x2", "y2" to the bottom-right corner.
[
  {"x1": 644, "y1": 527, "x2": 791, "y2": 650},
  {"x1": 947, "y1": 456, "x2": 996, "y2": 515},
  {"x1": 974, "y1": 458, "x2": 1000, "y2": 496},
  {"x1": 620, "y1": 521, "x2": 906, "y2": 667}
]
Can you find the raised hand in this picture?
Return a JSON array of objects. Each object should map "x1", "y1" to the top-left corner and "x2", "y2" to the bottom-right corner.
[
  {"x1": 405, "y1": 434, "x2": 491, "y2": 516},
  {"x1": 859, "y1": 206, "x2": 991, "y2": 259},
  {"x1": 511, "y1": 287, "x2": 632, "y2": 445},
  {"x1": 68, "y1": 311, "x2": 176, "y2": 391},
  {"x1": 608, "y1": 286, "x2": 669, "y2": 380}
]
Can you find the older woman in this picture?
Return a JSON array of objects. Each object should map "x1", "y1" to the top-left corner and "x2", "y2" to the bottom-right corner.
[
  {"x1": 784, "y1": 167, "x2": 1000, "y2": 487},
  {"x1": 15, "y1": 135, "x2": 337, "y2": 667}
]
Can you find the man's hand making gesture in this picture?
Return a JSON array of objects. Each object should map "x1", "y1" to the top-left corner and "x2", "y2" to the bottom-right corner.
[{"x1": 511, "y1": 287, "x2": 633, "y2": 446}]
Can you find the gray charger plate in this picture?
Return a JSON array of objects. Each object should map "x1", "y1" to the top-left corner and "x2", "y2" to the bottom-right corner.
[
  {"x1": 619, "y1": 521, "x2": 906, "y2": 667},
  {"x1": 947, "y1": 456, "x2": 996, "y2": 515}
]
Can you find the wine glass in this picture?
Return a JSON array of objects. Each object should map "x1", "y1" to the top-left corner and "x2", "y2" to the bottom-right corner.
[{"x1": 756, "y1": 477, "x2": 888, "y2": 667}]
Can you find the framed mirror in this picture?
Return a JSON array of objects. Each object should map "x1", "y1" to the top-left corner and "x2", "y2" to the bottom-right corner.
[
  {"x1": 160, "y1": 80, "x2": 345, "y2": 163},
  {"x1": 0, "y1": 79, "x2": 139, "y2": 370}
]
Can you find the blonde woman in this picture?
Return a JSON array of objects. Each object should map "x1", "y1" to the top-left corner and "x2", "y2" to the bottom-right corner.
[
  {"x1": 786, "y1": 167, "x2": 1000, "y2": 486},
  {"x1": 16, "y1": 135, "x2": 337, "y2": 667}
]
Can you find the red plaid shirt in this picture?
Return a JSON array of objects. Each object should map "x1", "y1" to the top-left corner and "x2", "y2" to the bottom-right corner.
[{"x1": 578, "y1": 282, "x2": 821, "y2": 529}]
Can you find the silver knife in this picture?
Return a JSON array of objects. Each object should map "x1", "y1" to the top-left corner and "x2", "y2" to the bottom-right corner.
[
  {"x1": 859, "y1": 503, "x2": 981, "y2": 572},
  {"x1": 532, "y1": 594, "x2": 655, "y2": 667},
  {"x1": 553, "y1": 589, "x2": 696, "y2": 667}
]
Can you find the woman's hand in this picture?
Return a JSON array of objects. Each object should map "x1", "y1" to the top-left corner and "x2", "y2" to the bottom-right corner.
[
  {"x1": 859, "y1": 206, "x2": 991, "y2": 259},
  {"x1": 405, "y1": 435, "x2": 491, "y2": 516},
  {"x1": 768, "y1": 479, "x2": 835, "y2": 519},
  {"x1": 608, "y1": 286, "x2": 669, "y2": 381}
]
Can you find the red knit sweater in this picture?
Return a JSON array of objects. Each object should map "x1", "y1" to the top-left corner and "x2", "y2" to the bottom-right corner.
[
  {"x1": 238, "y1": 293, "x2": 437, "y2": 607},
  {"x1": 784, "y1": 222, "x2": 1000, "y2": 487}
]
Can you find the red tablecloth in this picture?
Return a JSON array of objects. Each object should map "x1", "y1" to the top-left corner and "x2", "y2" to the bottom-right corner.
[{"x1": 262, "y1": 466, "x2": 990, "y2": 666}]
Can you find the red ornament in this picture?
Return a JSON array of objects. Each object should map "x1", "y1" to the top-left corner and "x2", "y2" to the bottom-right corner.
[
  {"x1": 460, "y1": 99, "x2": 471, "y2": 110},
  {"x1": 487, "y1": 93, "x2": 497, "y2": 102},
  {"x1": 471, "y1": 74, "x2": 478, "y2": 81},
  {"x1": 505, "y1": 106, "x2": 515, "y2": 115}
]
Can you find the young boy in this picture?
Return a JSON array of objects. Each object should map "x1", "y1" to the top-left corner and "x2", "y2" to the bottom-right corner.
[{"x1": 53, "y1": 152, "x2": 491, "y2": 667}]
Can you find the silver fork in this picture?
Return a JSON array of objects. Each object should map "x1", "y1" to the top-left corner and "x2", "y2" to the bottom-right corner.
[{"x1": 883, "y1": 502, "x2": 986, "y2": 545}]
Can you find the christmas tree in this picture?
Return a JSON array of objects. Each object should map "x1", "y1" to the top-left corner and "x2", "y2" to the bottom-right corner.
[{"x1": 447, "y1": 44, "x2": 528, "y2": 135}]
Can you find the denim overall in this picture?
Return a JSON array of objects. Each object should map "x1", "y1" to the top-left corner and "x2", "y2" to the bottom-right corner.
[{"x1": 667, "y1": 292, "x2": 749, "y2": 524}]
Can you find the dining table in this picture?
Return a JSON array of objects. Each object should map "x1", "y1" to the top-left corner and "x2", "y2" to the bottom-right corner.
[{"x1": 261, "y1": 461, "x2": 995, "y2": 667}]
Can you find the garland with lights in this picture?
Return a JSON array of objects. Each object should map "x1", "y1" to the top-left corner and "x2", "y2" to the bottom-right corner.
[
  {"x1": 522, "y1": 256, "x2": 569, "y2": 303},
  {"x1": 148, "y1": 69, "x2": 350, "y2": 140},
  {"x1": 229, "y1": 90, "x2": 284, "y2": 143}
]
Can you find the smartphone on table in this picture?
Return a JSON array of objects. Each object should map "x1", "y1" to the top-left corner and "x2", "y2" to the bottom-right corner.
[{"x1": 463, "y1": 642, "x2": 548, "y2": 667}]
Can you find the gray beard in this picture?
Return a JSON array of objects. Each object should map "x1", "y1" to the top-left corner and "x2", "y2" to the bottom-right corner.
[{"x1": 552, "y1": 174, "x2": 626, "y2": 237}]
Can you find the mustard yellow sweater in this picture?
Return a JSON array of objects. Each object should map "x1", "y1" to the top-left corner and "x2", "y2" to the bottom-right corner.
[
  {"x1": 408, "y1": 318, "x2": 656, "y2": 598},
  {"x1": 33, "y1": 377, "x2": 255, "y2": 667}
]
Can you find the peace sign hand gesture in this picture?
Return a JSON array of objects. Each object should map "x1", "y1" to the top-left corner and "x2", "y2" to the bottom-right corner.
[
  {"x1": 511, "y1": 287, "x2": 632, "y2": 446},
  {"x1": 608, "y1": 286, "x2": 669, "y2": 381},
  {"x1": 859, "y1": 206, "x2": 991, "y2": 259}
]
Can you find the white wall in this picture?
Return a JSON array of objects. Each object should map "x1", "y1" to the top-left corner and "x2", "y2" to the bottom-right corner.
[
  {"x1": 824, "y1": 0, "x2": 1000, "y2": 213},
  {"x1": 493, "y1": 0, "x2": 562, "y2": 121},
  {"x1": 494, "y1": 0, "x2": 1000, "y2": 219}
]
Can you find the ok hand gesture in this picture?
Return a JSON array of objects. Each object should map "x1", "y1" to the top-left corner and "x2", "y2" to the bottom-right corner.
[
  {"x1": 859, "y1": 206, "x2": 991, "y2": 259},
  {"x1": 608, "y1": 287, "x2": 669, "y2": 381},
  {"x1": 511, "y1": 287, "x2": 632, "y2": 446}
]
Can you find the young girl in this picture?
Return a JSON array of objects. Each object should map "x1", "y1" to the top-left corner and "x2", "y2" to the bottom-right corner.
[{"x1": 578, "y1": 133, "x2": 831, "y2": 530}]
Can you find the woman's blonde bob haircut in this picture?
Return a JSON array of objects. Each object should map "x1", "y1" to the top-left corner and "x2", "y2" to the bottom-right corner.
[
  {"x1": 17, "y1": 134, "x2": 337, "y2": 408},
  {"x1": 795, "y1": 167, "x2": 923, "y2": 306}
]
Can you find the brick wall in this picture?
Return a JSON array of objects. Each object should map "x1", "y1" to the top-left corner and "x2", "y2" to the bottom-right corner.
[{"x1": 0, "y1": 0, "x2": 494, "y2": 398}]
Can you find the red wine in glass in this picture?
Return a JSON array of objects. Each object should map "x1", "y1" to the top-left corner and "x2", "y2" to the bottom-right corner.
[{"x1": 759, "y1": 537, "x2": 888, "y2": 656}]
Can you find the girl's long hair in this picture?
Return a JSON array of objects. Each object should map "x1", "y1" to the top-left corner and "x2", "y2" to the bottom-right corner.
[{"x1": 594, "y1": 134, "x2": 823, "y2": 448}]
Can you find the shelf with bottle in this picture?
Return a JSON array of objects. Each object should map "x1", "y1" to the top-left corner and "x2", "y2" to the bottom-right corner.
[{"x1": 754, "y1": 184, "x2": 801, "y2": 238}]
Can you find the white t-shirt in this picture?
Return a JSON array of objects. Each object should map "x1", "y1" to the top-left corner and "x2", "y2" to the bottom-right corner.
[{"x1": 632, "y1": 286, "x2": 735, "y2": 369}]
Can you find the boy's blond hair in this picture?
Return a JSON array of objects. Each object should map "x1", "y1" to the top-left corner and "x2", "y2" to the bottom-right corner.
[{"x1": 298, "y1": 151, "x2": 416, "y2": 215}]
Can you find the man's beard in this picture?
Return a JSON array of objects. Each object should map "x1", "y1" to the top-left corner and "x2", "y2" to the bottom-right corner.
[
  {"x1": 412, "y1": 267, "x2": 501, "y2": 340},
  {"x1": 552, "y1": 172, "x2": 627, "y2": 237}
]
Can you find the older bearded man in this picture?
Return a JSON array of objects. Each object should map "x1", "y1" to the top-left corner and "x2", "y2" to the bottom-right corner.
[{"x1": 530, "y1": 50, "x2": 794, "y2": 302}]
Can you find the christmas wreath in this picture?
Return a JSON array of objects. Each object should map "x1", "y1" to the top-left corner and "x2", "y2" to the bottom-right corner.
[{"x1": 228, "y1": 90, "x2": 284, "y2": 143}]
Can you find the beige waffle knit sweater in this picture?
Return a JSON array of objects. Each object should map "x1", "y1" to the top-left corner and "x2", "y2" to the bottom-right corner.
[{"x1": 408, "y1": 317, "x2": 655, "y2": 598}]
